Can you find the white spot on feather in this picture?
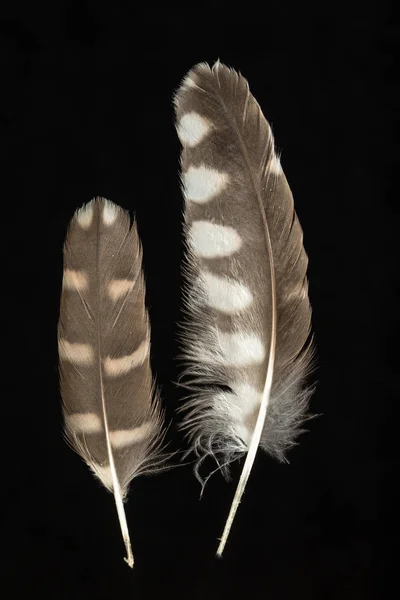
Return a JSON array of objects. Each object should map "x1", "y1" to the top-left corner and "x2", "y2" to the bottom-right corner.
[
  {"x1": 110, "y1": 422, "x2": 153, "y2": 448},
  {"x1": 177, "y1": 112, "x2": 210, "y2": 147},
  {"x1": 66, "y1": 412, "x2": 102, "y2": 433},
  {"x1": 63, "y1": 269, "x2": 88, "y2": 291},
  {"x1": 201, "y1": 271, "x2": 253, "y2": 313},
  {"x1": 108, "y1": 279, "x2": 134, "y2": 301},
  {"x1": 189, "y1": 221, "x2": 242, "y2": 258},
  {"x1": 58, "y1": 340, "x2": 94, "y2": 365},
  {"x1": 269, "y1": 154, "x2": 282, "y2": 175},
  {"x1": 104, "y1": 339, "x2": 149, "y2": 375},
  {"x1": 229, "y1": 383, "x2": 263, "y2": 414},
  {"x1": 182, "y1": 75, "x2": 197, "y2": 89},
  {"x1": 102, "y1": 200, "x2": 119, "y2": 226},
  {"x1": 76, "y1": 203, "x2": 93, "y2": 229},
  {"x1": 174, "y1": 75, "x2": 198, "y2": 109},
  {"x1": 232, "y1": 422, "x2": 252, "y2": 446},
  {"x1": 212, "y1": 383, "x2": 262, "y2": 447},
  {"x1": 183, "y1": 165, "x2": 229, "y2": 204},
  {"x1": 218, "y1": 331, "x2": 265, "y2": 366},
  {"x1": 91, "y1": 464, "x2": 113, "y2": 489}
]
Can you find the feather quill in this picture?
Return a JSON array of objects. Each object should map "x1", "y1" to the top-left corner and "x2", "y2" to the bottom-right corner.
[
  {"x1": 58, "y1": 197, "x2": 165, "y2": 567},
  {"x1": 174, "y1": 62, "x2": 314, "y2": 554}
]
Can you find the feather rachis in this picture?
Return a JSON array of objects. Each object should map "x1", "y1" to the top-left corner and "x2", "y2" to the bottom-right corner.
[{"x1": 175, "y1": 62, "x2": 314, "y2": 553}]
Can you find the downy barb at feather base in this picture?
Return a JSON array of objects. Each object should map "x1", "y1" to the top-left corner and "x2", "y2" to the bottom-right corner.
[
  {"x1": 58, "y1": 198, "x2": 166, "y2": 567},
  {"x1": 174, "y1": 62, "x2": 314, "y2": 555}
]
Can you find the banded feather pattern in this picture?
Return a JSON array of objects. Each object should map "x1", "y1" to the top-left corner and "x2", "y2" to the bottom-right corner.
[
  {"x1": 58, "y1": 197, "x2": 165, "y2": 567},
  {"x1": 174, "y1": 62, "x2": 314, "y2": 554}
]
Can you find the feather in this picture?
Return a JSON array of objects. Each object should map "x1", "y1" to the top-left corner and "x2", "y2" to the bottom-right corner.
[
  {"x1": 174, "y1": 62, "x2": 314, "y2": 555},
  {"x1": 58, "y1": 197, "x2": 165, "y2": 567}
]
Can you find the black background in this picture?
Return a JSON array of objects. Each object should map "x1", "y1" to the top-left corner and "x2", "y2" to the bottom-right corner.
[{"x1": 1, "y1": 2, "x2": 398, "y2": 598}]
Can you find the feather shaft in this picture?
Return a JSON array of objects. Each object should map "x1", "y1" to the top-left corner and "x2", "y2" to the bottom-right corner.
[
  {"x1": 217, "y1": 168, "x2": 278, "y2": 555},
  {"x1": 98, "y1": 354, "x2": 134, "y2": 567},
  {"x1": 217, "y1": 266, "x2": 277, "y2": 555}
]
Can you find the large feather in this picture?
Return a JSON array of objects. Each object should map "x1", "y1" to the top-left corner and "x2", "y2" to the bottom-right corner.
[
  {"x1": 58, "y1": 197, "x2": 165, "y2": 567},
  {"x1": 174, "y1": 62, "x2": 314, "y2": 554}
]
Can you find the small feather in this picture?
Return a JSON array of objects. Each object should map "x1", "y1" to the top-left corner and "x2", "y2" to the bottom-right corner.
[{"x1": 58, "y1": 197, "x2": 166, "y2": 567}]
